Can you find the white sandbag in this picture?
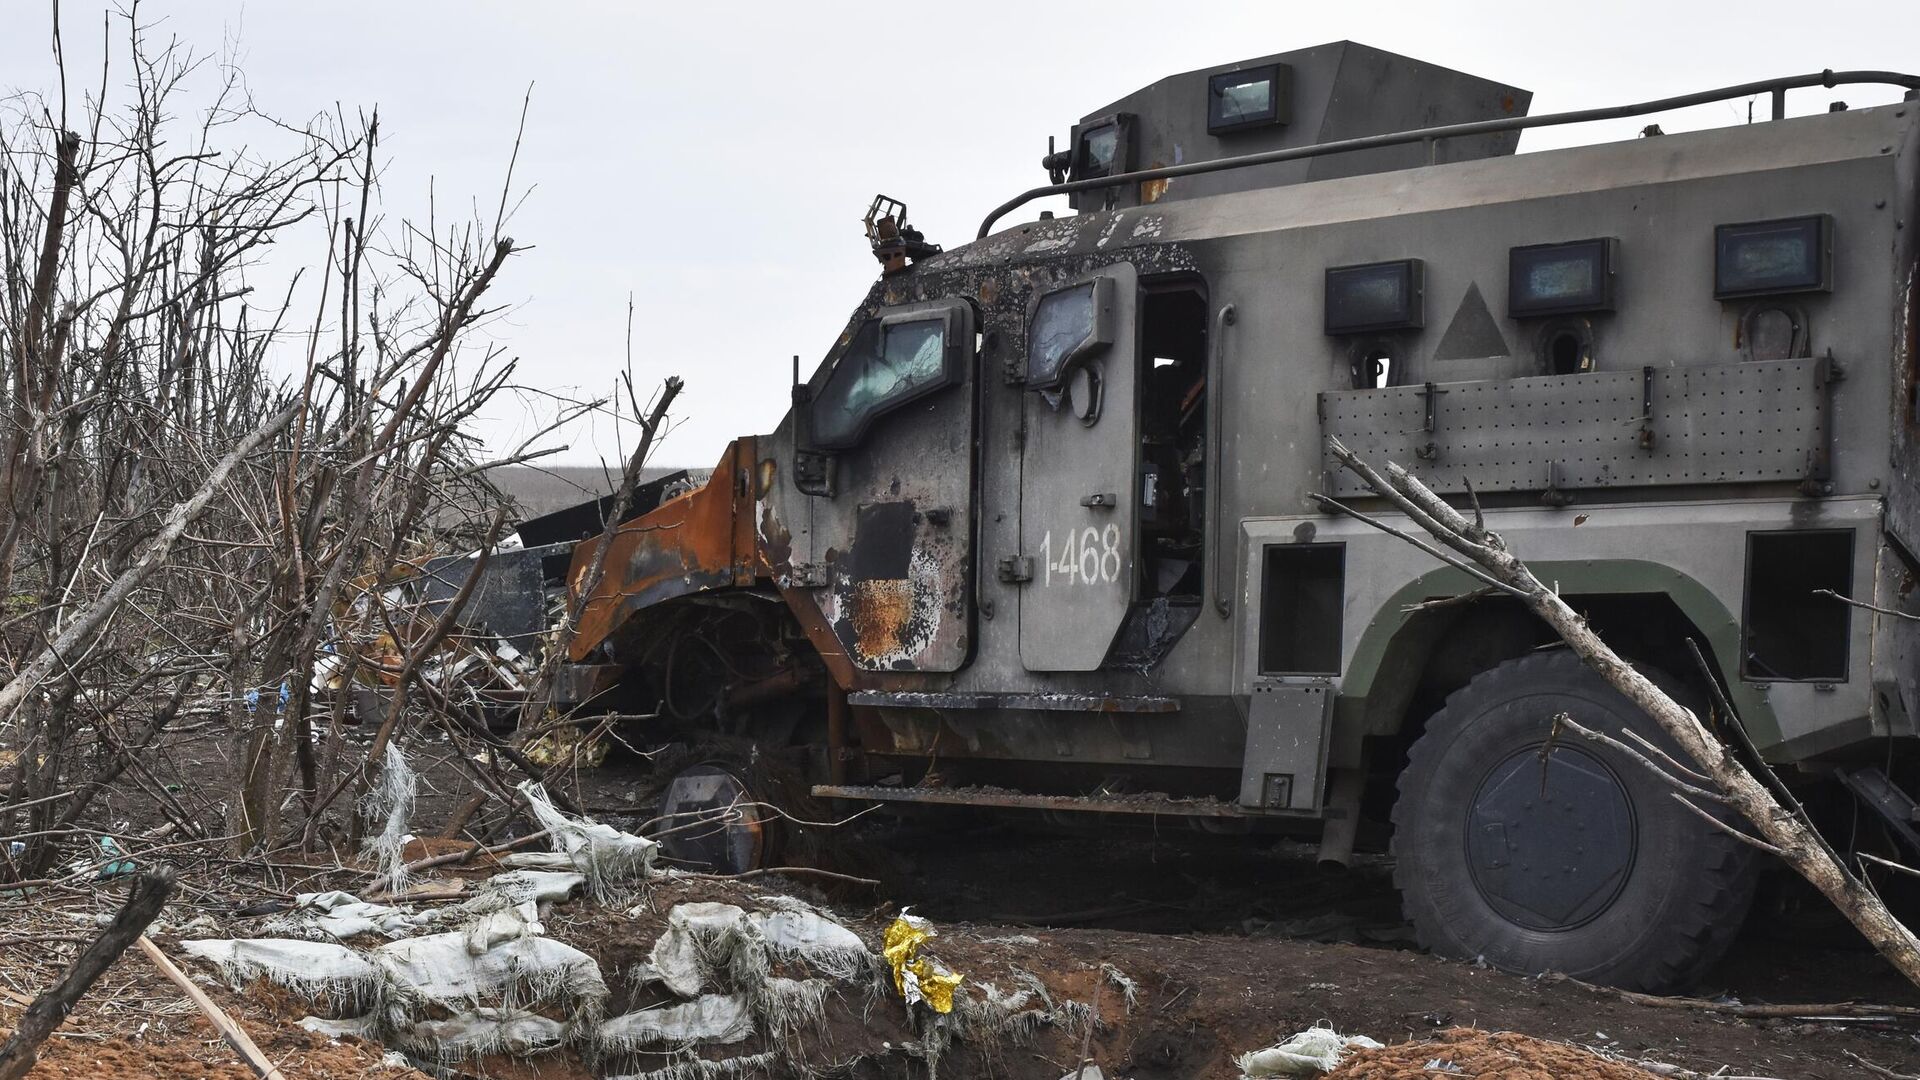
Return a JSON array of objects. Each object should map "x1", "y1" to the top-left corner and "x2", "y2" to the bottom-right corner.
[
  {"x1": 1237, "y1": 1023, "x2": 1384, "y2": 1077},
  {"x1": 399, "y1": 1007, "x2": 567, "y2": 1060},
  {"x1": 749, "y1": 908, "x2": 872, "y2": 979},
  {"x1": 646, "y1": 902, "x2": 768, "y2": 999},
  {"x1": 288, "y1": 891, "x2": 422, "y2": 939},
  {"x1": 374, "y1": 930, "x2": 607, "y2": 1014},
  {"x1": 181, "y1": 938, "x2": 380, "y2": 1005},
  {"x1": 598, "y1": 994, "x2": 754, "y2": 1049},
  {"x1": 299, "y1": 1014, "x2": 377, "y2": 1039},
  {"x1": 517, "y1": 780, "x2": 657, "y2": 897}
]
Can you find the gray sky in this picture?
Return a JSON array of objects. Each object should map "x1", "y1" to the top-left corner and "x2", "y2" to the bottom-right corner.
[{"x1": 4, "y1": 1, "x2": 1916, "y2": 469}]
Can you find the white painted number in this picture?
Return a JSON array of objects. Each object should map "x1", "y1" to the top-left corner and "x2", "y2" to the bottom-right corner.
[{"x1": 1040, "y1": 524, "x2": 1123, "y2": 586}]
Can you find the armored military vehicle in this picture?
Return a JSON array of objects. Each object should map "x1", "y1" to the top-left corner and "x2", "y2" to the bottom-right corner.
[{"x1": 557, "y1": 42, "x2": 1920, "y2": 991}]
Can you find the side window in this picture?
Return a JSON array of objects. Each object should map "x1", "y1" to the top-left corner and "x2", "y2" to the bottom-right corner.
[
  {"x1": 808, "y1": 302, "x2": 968, "y2": 450},
  {"x1": 1028, "y1": 277, "x2": 1115, "y2": 388}
]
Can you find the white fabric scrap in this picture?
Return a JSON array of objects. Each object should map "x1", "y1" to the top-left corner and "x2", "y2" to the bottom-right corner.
[
  {"x1": 360, "y1": 744, "x2": 417, "y2": 894},
  {"x1": 598, "y1": 994, "x2": 755, "y2": 1049},
  {"x1": 1237, "y1": 1024, "x2": 1384, "y2": 1077},
  {"x1": 516, "y1": 780, "x2": 658, "y2": 897}
]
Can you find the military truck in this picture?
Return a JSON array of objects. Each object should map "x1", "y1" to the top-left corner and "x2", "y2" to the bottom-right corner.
[{"x1": 556, "y1": 42, "x2": 1920, "y2": 991}]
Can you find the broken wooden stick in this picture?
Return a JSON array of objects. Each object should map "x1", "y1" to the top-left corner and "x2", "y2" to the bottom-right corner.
[
  {"x1": 0, "y1": 868, "x2": 175, "y2": 1080},
  {"x1": 137, "y1": 935, "x2": 288, "y2": 1080}
]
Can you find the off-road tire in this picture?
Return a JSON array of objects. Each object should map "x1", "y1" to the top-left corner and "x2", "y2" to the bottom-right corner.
[{"x1": 1392, "y1": 651, "x2": 1758, "y2": 991}]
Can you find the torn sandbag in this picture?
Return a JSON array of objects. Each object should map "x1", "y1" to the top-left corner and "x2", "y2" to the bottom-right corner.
[
  {"x1": 182, "y1": 938, "x2": 380, "y2": 1008},
  {"x1": 1237, "y1": 1023, "x2": 1384, "y2": 1077},
  {"x1": 756, "y1": 977, "x2": 831, "y2": 1044},
  {"x1": 749, "y1": 905, "x2": 873, "y2": 981},
  {"x1": 883, "y1": 912, "x2": 963, "y2": 1014},
  {"x1": 373, "y1": 930, "x2": 607, "y2": 1020},
  {"x1": 399, "y1": 1008, "x2": 567, "y2": 1060},
  {"x1": 361, "y1": 744, "x2": 417, "y2": 894},
  {"x1": 514, "y1": 780, "x2": 658, "y2": 898},
  {"x1": 598, "y1": 994, "x2": 755, "y2": 1051},
  {"x1": 299, "y1": 1014, "x2": 378, "y2": 1040},
  {"x1": 283, "y1": 890, "x2": 423, "y2": 940},
  {"x1": 646, "y1": 903, "x2": 769, "y2": 999},
  {"x1": 602, "y1": 1049, "x2": 781, "y2": 1080}
]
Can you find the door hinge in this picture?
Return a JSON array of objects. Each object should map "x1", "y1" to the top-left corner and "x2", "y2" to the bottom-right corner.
[{"x1": 996, "y1": 555, "x2": 1034, "y2": 584}]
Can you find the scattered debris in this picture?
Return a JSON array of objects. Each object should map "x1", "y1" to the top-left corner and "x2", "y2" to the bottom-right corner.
[{"x1": 1237, "y1": 1023, "x2": 1385, "y2": 1077}]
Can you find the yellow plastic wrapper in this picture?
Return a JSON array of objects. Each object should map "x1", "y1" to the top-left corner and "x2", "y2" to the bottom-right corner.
[{"x1": 883, "y1": 913, "x2": 964, "y2": 1013}]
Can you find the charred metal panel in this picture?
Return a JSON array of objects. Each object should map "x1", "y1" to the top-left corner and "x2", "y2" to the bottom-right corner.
[
  {"x1": 1019, "y1": 263, "x2": 1142, "y2": 671},
  {"x1": 567, "y1": 440, "x2": 758, "y2": 662},
  {"x1": 416, "y1": 544, "x2": 559, "y2": 651},
  {"x1": 1321, "y1": 358, "x2": 1830, "y2": 497}
]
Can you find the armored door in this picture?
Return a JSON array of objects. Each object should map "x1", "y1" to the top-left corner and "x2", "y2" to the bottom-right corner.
[
  {"x1": 1018, "y1": 264, "x2": 1142, "y2": 670},
  {"x1": 798, "y1": 298, "x2": 977, "y2": 672}
]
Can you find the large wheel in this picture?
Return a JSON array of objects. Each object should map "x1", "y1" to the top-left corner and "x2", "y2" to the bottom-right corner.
[{"x1": 1392, "y1": 651, "x2": 1758, "y2": 991}]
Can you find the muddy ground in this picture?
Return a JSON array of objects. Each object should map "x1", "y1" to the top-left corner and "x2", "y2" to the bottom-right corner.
[{"x1": 7, "y1": 729, "x2": 1920, "y2": 1078}]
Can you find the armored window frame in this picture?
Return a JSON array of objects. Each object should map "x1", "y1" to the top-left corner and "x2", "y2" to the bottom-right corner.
[
  {"x1": 1207, "y1": 63, "x2": 1290, "y2": 135},
  {"x1": 1509, "y1": 237, "x2": 1619, "y2": 318},
  {"x1": 1069, "y1": 113, "x2": 1133, "y2": 182},
  {"x1": 1025, "y1": 276, "x2": 1117, "y2": 390},
  {"x1": 805, "y1": 299, "x2": 973, "y2": 451},
  {"x1": 1714, "y1": 215, "x2": 1833, "y2": 300},
  {"x1": 1324, "y1": 259, "x2": 1425, "y2": 335}
]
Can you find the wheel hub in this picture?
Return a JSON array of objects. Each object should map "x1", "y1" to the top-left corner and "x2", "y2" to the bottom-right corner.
[
  {"x1": 657, "y1": 764, "x2": 766, "y2": 875},
  {"x1": 1465, "y1": 743, "x2": 1636, "y2": 931}
]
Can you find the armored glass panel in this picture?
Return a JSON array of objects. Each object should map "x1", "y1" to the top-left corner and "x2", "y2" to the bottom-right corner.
[
  {"x1": 1325, "y1": 260, "x2": 1423, "y2": 334},
  {"x1": 809, "y1": 317, "x2": 948, "y2": 449},
  {"x1": 1509, "y1": 238, "x2": 1615, "y2": 317},
  {"x1": 1219, "y1": 79, "x2": 1270, "y2": 120},
  {"x1": 1080, "y1": 124, "x2": 1118, "y2": 177},
  {"x1": 1715, "y1": 216, "x2": 1830, "y2": 298},
  {"x1": 1029, "y1": 283, "x2": 1097, "y2": 387},
  {"x1": 1207, "y1": 63, "x2": 1287, "y2": 133}
]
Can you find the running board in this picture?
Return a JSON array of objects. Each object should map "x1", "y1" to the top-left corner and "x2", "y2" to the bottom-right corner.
[
  {"x1": 1839, "y1": 766, "x2": 1920, "y2": 855},
  {"x1": 847, "y1": 691, "x2": 1179, "y2": 714},
  {"x1": 812, "y1": 783, "x2": 1244, "y2": 817}
]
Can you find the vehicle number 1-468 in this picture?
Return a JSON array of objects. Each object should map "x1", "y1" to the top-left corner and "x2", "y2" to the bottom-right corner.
[{"x1": 1041, "y1": 525, "x2": 1123, "y2": 586}]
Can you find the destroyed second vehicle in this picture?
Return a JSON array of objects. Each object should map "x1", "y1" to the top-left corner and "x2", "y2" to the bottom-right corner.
[{"x1": 555, "y1": 42, "x2": 1920, "y2": 991}]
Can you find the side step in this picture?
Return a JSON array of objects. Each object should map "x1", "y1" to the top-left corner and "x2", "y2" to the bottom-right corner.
[
  {"x1": 811, "y1": 783, "x2": 1245, "y2": 818},
  {"x1": 847, "y1": 691, "x2": 1178, "y2": 714},
  {"x1": 1839, "y1": 766, "x2": 1920, "y2": 855}
]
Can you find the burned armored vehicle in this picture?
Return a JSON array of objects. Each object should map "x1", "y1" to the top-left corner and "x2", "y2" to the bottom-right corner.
[{"x1": 558, "y1": 42, "x2": 1920, "y2": 991}]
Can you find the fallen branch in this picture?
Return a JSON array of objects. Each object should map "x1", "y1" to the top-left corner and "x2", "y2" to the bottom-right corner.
[
  {"x1": 0, "y1": 868, "x2": 175, "y2": 1080},
  {"x1": 1539, "y1": 971, "x2": 1920, "y2": 1020},
  {"x1": 1321, "y1": 435, "x2": 1920, "y2": 987},
  {"x1": 137, "y1": 935, "x2": 288, "y2": 1080}
]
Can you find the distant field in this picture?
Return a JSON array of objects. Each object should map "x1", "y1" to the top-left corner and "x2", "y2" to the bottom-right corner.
[{"x1": 484, "y1": 464, "x2": 705, "y2": 521}]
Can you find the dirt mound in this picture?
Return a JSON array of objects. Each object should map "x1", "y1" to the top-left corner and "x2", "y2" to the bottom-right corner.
[{"x1": 1328, "y1": 1028, "x2": 1652, "y2": 1080}]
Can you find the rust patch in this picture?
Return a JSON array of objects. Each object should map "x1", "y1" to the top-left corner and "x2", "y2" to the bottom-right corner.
[
  {"x1": 1140, "y1": 162, "x2": 1169, "y2": 205},
  {"x1": 566, "y1": 438, "x2": 758, "y2": 661},
  {"x1": 977, "y1": 278, "x2": 1000, "y2": 306},
  {"x1": 846, "y1": 579, "x2": 916, "y2": 661}
]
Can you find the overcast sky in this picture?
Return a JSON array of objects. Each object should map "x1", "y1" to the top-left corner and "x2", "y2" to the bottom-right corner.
[{"x1": 4, "y1": 1, "x2": 1917, "y2": 470}]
